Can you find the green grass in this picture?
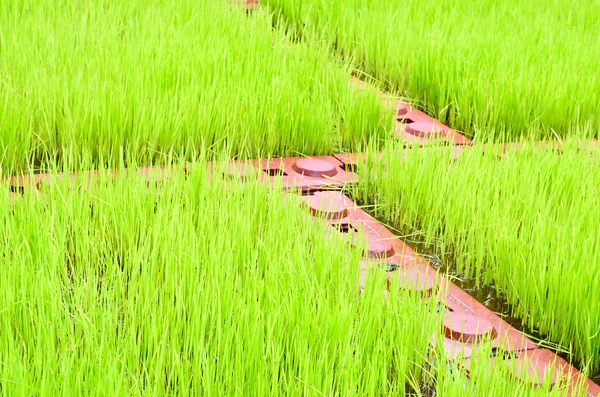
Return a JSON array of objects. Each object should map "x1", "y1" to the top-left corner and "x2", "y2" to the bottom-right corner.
[
  {"x1": 0, "y1": 158, "x2": 443, "y2": 395},
  {"x1": 434, "y1": 342, "x2": 590, "y2": 396},
  {"x1": 2, "y1": 157, "x2": 584, "y2": 395},
  {"x1": 267, "y1": 0, "x2": 600, "y2": 140},
  {"x1": 355, "y1": 140, "x2": 600, "y2": 372},
  {"x1": 0, "y1": 0, "x2": 391, "y2": 174},
  {"x1": 2, "y1": 0, "x2": 597, "y2": 394}
]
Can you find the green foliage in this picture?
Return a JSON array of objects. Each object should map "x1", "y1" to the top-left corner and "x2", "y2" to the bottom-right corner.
[
  {"x1": 357, "y1": 140, "x2": 600, "y2": 371},
  {"x1": 268, "y1": 0, "x2": 600, "y2": 140},
  {"x1": 0, "y1": 159, "x2": 438, "y2": 395},
  {"x1": 0, "y1": 0, "x2": 391, "y2": 173}
]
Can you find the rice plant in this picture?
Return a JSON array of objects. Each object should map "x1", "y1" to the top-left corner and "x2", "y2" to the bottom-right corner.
[
  {"x1": 356, "y1": 139, "x2": 600, "y2": 372},
  {"x1": 0, "y1": 0, "x2": 392, "y2": 174},
  {"x1": 433, "y1": 342, "x2": 590, "y2": 397},
  {"x1": 0, "y1": 157, "x2": 441, "y2": 395},
  {"x1": 267, "y1": 0, "x2": 600, "y2": 140}
]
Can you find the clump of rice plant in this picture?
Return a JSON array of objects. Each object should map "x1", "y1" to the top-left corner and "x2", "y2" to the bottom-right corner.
[
  {"x1": 432, "y1": 341, "x2": 589, "y2": 397},
  {"x1": 0, "y1": 0, "x2": 391, "y2": 174},
  {"x1": 355, "y1": 139, "x2": 600, "y2": 372},
  {"x1": 267, "y1": 0, "x2": 600, "y2": 141},
  {"x1": 0, "y1": 155, "x2": 439, "y2": 395}
]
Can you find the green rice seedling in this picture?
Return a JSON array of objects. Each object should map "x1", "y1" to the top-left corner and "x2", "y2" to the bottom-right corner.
[
  {"x1": 355, "y1": 139, "x2": 600, "y2": 372},
  {"x1": 433, "y1": 341, "x2": 586, "y2": 397},
  {"x1": 267, "y1": 0, "x2": 600, "y2": 140},
  {"x1": 0, "y1": 0, "x2": 392, "y2": 174},
  {"x1": 0, "y1": 155, "x2": 441, "y2": 395}
]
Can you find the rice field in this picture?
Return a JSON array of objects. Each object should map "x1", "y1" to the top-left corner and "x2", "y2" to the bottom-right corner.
[
  {"x1": 267, "y1": 0, "x2": 600, "y2": 140},
  {"x1": 354, "y1": 140, "x2": 600, "y2": 373},
  {"x1": 2, "y1": 161, "x2": 588, "y2": 396},
  {"x1": 0, "y1": 0, "x2": 391, "y2": 173},
  {"x1": 0, "y1": 161, "x2": 439, "y2": 395},
  {"x1": 1, "y1": 0, "x2": 599, "y2": 395}
]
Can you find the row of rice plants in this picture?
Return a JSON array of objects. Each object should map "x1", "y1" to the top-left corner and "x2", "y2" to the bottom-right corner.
[
  {"x1": 2, "y1": 157, "x2": 582, "y2": 396},
  {"x1": 0, "y1": 0, "x2": 391, "y2": 174},
  {"x1": 267, "y1": 0, "x2": 600, "y2": 141},
  {"x1": 0, "y1": 159, "x2": 435, "y2": 395},
  {"x1": 354, "y1": 140, "x2": 600, "y2": 373},
  {"x1": 436, "y1": 343, "x2": 590, "y2": 397}
]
